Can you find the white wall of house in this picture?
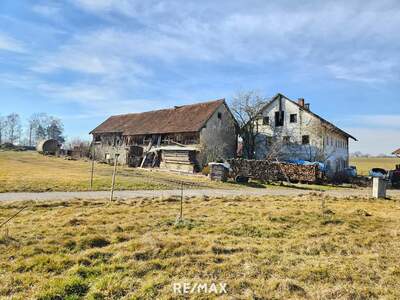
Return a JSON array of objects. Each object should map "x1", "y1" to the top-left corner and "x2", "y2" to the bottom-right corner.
[
  {"x1": 255, "y1": 95, "x2": 350, "y2": 175},
  {"x1": 199, "y1": 102, "x2": 237, "y2": 165}
]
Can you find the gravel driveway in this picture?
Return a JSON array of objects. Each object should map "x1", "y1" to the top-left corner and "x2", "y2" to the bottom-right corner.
[{"x1": 0, "y1": 187, "x2": 399, "y2": 202}]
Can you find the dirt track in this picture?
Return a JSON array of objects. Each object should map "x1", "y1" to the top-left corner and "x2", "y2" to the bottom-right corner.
[{"x1": 0, "y1": 187, "x2": 399, "y2": 202}]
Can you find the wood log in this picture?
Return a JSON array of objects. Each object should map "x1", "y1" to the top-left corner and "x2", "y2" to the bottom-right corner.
[{"x1": 227, "y1": 159, "x2": 321, "y2": 183}]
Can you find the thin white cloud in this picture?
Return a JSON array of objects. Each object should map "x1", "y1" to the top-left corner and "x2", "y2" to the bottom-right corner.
[
  {"x1": 32, "y1": 4, "x2": 61, "y2": 17},
  {"x1": 348, "y1": 127, "x2": 400, "y2": 155},
  {"x1": 0, "y1": 32, "x2": 25, "y2": 53}
]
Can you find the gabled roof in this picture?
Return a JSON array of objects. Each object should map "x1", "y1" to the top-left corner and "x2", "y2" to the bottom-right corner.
[
  {"x1": 90, "y1": 99, "x2": 226, "y2": 135},
  {"x1": 261, "y1": 93, "x2": 357, "y2": 141}
]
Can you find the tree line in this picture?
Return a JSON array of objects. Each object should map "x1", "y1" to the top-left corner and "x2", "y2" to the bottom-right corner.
[{"x1": 0, "y1": 113, "x2": 65, "y2": 146}]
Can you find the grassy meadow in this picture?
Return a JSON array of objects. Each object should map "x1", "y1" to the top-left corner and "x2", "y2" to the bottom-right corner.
[
  {"x1": 0, "y1": 194, "x2": 399, "y2": 299},
  {"x1": 350, "y1": 157, "x2": 400, "y2": 176},
  {"x1": 0, "y1": 151, "x2": 230, "y2": 193}
]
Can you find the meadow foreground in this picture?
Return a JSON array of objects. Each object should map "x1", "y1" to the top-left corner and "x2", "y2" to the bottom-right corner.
[
  {"x1": 0, "y1": 151, "x2": 230, "y2": 193},
  {"x1": 0, "y1": 195, "x2": 399, "y2": 299}
]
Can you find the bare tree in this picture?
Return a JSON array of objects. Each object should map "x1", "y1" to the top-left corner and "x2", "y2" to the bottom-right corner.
[
  {"x1": 65, "y1": 137, "x2": 91, "y2": 151},
  {"x1": 231, "y1": 91, "x2": 267, "y2": 159},
  {"x1": 5, "y1": 113, "x2": 22, "y2": 144},
  {"x1": 0, "y1": 116, "x2": 6, "y2": 145},
  {"x1": 27, "y1": 113, "x2": 65, "y2": 145},
  {"x1": 46, "y1": 117, "x2": 65, "y2": 143}
]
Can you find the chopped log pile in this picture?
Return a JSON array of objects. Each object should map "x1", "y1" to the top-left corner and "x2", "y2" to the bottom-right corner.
[{"x1": 228, "y1": 159, "x2": 322, "y2": 183}]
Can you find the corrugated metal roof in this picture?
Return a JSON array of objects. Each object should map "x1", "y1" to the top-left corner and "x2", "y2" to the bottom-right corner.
[{"x1": 90, "y1": 99, "x2": 225, "y2": 135}]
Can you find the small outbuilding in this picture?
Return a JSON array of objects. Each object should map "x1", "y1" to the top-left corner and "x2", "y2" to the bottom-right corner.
[{"x1": 36, "y1": 139, "x2": 61, "y2": 155}]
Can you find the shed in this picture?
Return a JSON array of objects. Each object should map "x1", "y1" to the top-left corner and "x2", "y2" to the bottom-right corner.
[{"x1": 37, "y1": 139, "x2": 61, "y2": 155}]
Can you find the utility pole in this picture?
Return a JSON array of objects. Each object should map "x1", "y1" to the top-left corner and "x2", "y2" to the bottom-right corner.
[{"x1": 110, "y1": 153, "x2": 119, "y2": 201}]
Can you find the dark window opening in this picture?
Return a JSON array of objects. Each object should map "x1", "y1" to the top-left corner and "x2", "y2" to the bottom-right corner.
[
  {"x1": 217, "y1": 112, "x2": 222, "y2": 119},
  {"x1": 290, "y1": 114, "x2": 297, "y2": 123},
  {"x1": 302, "y1": 135, "x2": 310, "y2": 145},
  {"x1": 275, "y1": 111, "x2": 284, "y2": 127},
  {"x1": 94, "y1": 135, "x2": 101, "y2": 142},
  {"x1": 262, "y1": 116, "x2": 270, "y2": 125},
  {"x1": 283, "y1": 136, "x2": 290, "y2": 144},
  {"x1": 265, "y1": 136, "x2": 273, "y2": 147}
]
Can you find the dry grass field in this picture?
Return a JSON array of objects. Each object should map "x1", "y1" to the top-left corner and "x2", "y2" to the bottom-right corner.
[
  {"x1": 350, "y1": 157, "x2": 400, "y2": 176},
  {"x1": 0, "y1": 151, "x2": 230, "y2": 193},
  {"x1": 0, "y1": 194, "x2": 399, "y2": 299}
]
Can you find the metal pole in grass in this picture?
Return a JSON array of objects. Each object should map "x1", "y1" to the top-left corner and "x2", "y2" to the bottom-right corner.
[
  {"x1": 110, "y1": 153, "x2": 120, "y2": 201},
  {"x1": 90, "y1": 142, "x2": 95, "y2": 190},
  {"x1": 180, "y1": 181, "x2": 184, "y2": 221}
]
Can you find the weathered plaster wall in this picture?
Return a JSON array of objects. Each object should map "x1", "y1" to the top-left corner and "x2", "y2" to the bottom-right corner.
[
  {"x1": 93, "y1": 134, "x2": 128, "y2": 165},
  {"x1": 255, "y1": 96, "x2": 349, "y2": 175},
  {"x1": 199, "y1": 103, "x2": 237, "y2": 166}
]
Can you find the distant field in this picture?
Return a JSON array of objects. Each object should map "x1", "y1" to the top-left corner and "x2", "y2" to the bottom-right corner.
[
  {"x1": 0, "y1": 195, "x2": 399, "y2": 299},
  {"x1": 0, "y1": 151, "x2": 229, "y2": 193},
  {"x1": 350, "y1": 157, "x2": 400, "y2": 175}
]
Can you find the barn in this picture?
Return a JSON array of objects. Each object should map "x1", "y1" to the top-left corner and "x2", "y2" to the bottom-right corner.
[{"x1": 90, "y1": 99, "x2": 238, "y2": 173}]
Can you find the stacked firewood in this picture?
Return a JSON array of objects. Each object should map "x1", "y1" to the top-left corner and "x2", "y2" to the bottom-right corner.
[{"x1": 227, "y1": 159, "x2": 321, "y2": 183}]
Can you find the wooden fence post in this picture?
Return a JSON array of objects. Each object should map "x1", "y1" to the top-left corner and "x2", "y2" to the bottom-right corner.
[
  {"x1": 110, "y1": 153, "x2": 120, "y2": 201},
  {"x1": 180, "y1": 181, "x2": 184, "y2": 221},
  {"x1": 90, "y1": 144, "x2": 95, "y2": 190}
]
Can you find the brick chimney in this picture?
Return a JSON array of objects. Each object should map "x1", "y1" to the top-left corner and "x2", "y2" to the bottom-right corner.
[{"x1": 298, "y1": 98, "x2": 305, "y2": 107}]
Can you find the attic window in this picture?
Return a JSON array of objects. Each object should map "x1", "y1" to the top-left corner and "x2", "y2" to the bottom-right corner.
[
  {"x1": 302, "y1": 135, "x2": 310, "y2": 145},
  {"x1": 275, "y1": 111, "x2": 284, "y2": 127},
  {"x1": 262, "y1": 116, "x2": 270, "y2": 125},
  {"x1": 290, "y1": 114, "x2": 297, "y2": 123},
  {"x1": 94, "y1": 135, "x2": 101, "y2": 142},
  {"x1": 217, "y1": 112, "x2": 222, "y2": 120}
]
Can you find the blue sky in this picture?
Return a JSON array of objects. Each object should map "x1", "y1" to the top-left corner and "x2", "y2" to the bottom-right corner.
[{"x1": 0, "y1": 0, "x2": 399, "y2": 154}]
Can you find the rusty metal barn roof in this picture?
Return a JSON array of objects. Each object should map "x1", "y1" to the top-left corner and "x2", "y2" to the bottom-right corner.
[{"x1": 90, "y1": 99, "x2": 225, "y2": 135}]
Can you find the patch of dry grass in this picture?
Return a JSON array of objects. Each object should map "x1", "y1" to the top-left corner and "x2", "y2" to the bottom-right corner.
[
  {"x1": 0, "y1": 151, "x2": 231, "y2": 192},
  {"x1": 0, "y1": 195, "x2": 399, "y2": 299},
  {"x1": 350, "y1": 157, "x2": 400, "y2": 176}
]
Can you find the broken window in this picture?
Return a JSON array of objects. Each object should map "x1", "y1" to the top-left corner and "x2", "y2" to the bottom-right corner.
[
  {"x1": 275, "y1": 111, "x2": 284, "y2": 127},
  {"x1": 302, "y1": 135, "x2": 310, "y2": 145},
  {"x1": 290, "y1": 114, "x2": 297, "y2": 123},
  {"x1": 262, "y1": 116, "x2": 270, "y2": 125},
  {"x1": 217, "y1": 112, "x2": 222, "y2": 120},
  {"x1": 94, "y1": 135, "x2": 101, "y2": 142}
]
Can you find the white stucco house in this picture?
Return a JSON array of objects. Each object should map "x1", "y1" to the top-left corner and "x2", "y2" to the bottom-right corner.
[{"x1": 254, "y1": 93, "x2": 357, "y2": 175}]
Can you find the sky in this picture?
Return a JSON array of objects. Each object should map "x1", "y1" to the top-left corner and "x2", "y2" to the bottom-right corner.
[{"x1": 0, "y1": 0, "x2": 399, "y2": 155}]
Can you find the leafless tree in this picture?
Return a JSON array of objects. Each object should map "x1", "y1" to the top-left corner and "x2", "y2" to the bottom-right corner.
[
  {"x1": 27, "y1": 113, "x2": 65, "y2": 145},
  {"x1": 65, "y1": 137, "x2": 91, "y2": 150},
  {"x1": 231, "y1": 91, "x2": 267, "y2": 159},
  {"x1": 0, "y1": 116, "x2": 6, "y2": 144},
  {"x1": 5, "y1": 113, "x2": 22, "y2": 144}
]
